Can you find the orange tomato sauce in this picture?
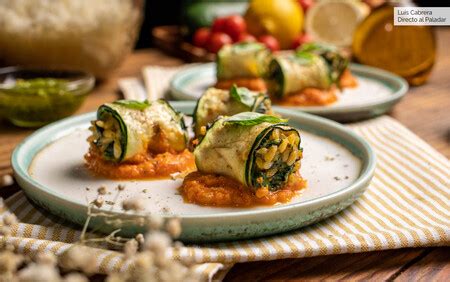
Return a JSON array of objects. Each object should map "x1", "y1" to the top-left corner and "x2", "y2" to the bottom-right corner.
[
  {"x1": 215, "y1": 78, "x2": 267, "y2": 92},
  {"x1": 274, "y1": 69, "x2": 358, "y2": 106},
  {"x1": 84, "y1": 147, "x2": 195, "y2": 180},
  {"x1": 180, "y1": 172, "x2": 307, "y2": 207},
  {"x1": 340, "y1": 69, "x2": 358, "y2": 88},
  {"x1": 275, "y1": 87, "x2": 338, "y2": 106}
]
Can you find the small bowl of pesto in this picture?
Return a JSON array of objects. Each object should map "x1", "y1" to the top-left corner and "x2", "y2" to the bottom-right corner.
[{"x1": 0, "y1": 67, "x2": 95, "y2": 127}]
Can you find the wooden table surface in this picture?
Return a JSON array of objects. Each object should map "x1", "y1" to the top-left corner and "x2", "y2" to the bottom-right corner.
[{"x1": 1, "y1": 28, "x2": 449, "y2": 281}]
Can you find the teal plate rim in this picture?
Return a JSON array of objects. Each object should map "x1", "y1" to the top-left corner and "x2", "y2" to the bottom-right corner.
[{"x1": 11, "y1": 102, "x2": 376, "y2": 220}]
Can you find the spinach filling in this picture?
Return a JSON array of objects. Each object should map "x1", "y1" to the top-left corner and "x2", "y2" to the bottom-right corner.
[
  {"x1": 93, "y1": 108, "x2": 126, "y2": 162},
  {"x1": 249, "y1": 126, "x2": 302, "y2": 191}
]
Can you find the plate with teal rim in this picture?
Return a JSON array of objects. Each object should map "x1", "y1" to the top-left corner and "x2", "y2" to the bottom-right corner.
[
  {"x1": 12, "y1": 101, "x2": 376, "y2": 242},
  {"x1": 170, "y1": 63, "x2": 408, "y2": 122}
]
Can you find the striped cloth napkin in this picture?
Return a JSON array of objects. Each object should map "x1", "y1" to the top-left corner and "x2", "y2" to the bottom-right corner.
[
  {"x1": 1, "y1": 66, "x2": 449, "y2": 281},
  {"x1": 119, "y1": 65, "x2": 198, "y2": 101}
]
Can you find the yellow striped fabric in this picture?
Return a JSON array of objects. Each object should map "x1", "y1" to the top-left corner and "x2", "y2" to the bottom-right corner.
[{"x1": 1, "y1": 116, "x2": 449, "y2": 281}]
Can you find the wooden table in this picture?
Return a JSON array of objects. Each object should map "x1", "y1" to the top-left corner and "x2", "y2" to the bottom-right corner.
[{"x1": 1, "y1": 28, "x2": 449, "y2": 280}]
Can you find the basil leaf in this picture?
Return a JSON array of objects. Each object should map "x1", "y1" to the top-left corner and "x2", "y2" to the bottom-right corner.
[
  {"x1": 297, "y1": 42, "x2": 334, "y2": 54},
  {"x1": 293, "y1": 52, "x2": 315, "y2": 64},
  {"x1": 113, "y1": 100, "x2": 150, "y2": 110},
  {"x1": 229, "y1": 85, "x2": 257, "y2": 108},
  {"x1": 224, "y1": 112, "x2": 287, "y2": 126},
  {"x1": 232, "y1": 42, "x2": 265, "y2": 52},
  {"x1": 298, "y1": 42, "x2": 321, "y2": 53}
]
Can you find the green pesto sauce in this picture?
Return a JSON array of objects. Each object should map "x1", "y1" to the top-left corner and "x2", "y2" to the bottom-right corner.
[
  {"x1": 11, "y1": 78, "x2": 68, "y2": 95},
  {"x1": 0, "y1": 78, "x2": 88, "y2": 127}
]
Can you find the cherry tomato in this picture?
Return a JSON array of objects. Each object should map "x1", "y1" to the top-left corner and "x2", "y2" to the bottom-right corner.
[
  {"x1": 193, "y1": 28, "x2": 211, "y2": 48},
  {"x1": 237, "y1": 33, "x2": 256, "y2": 43},
  {"x1": 223, "y1": 15, "x2": 247, "y2": 42},
  {"x1": 211, "y1": 17, "x2": 227, "y2": 33},
  {"x1": 291, "y1": 33, "x2": 313, "y2": 49},
  {"x1": 206, "y1": 32, "x2": 233, "y2": 53},
  {"x1": 258, "y1": 35, "x2": 280, "y2": 52},
  {"x1": 298, "y1": 0, "x2": 314, "y2": 11}
]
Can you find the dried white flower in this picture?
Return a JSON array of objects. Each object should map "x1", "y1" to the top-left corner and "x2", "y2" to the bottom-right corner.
[
  {"x1": 129, "y1": 260, "x2": 157, "y2": 282},
  {"x1": 0, "y1": 226, "x2": 11, "y2": 236},
  {"x1": 3, "y1": 213, "x2": 18, "y2": 226},
  {"x1": 159, "y1": 261, "x2": 191, "y2": 282},
  {"x1": 165, "y1": 218, "x2": 182, "y2": 239},
  {"x1": 144, "y1": 231, "x2": 171, "y2": 256},
  {"x1": 0, "y1": 179, "x2": 200, "y2": 282},
  {"x1": 93, "y1": 197, "x2": 104, "y2": 208},
  {"x1": 122, "y1": 198, "x2": 144, "y2": 211},
  {"x1": 123, "y1": 239, "x2": 138, "y2": 259},
  {"x1": 17, "y1": 263, "x2": 61, "y2": 282},
  {"x1": 135, "y1": 233, "x2": 145, "y2": 244},
  {"x1": 105, "y1": 273, "x2": 125, "y2": 282},
  {"x1": 147, "y1": 215, "x2": 163, "y2": 230},
  {"x1": 154, "y1": 253, "x2": 169, "y2": 268},
  {"x1": 136, "y1": 217, "x2": 145, "y2": 226},
  {"x1": 35, "y1": 251, "x2": 57, "y2": 266},
  {"x1": 63, "y1": 272, "x2": 89, "y2": 282},
  {"x1": 131, "y1": 252, "x2": 154, "y2": 271},
  {"x1": 110, "y1": 218, "x2": 123, "y2": 228},
  {"x1": 4, "y1": 243, "x2": 15, "y2": 252},
  {"x1": 1, "y1": 174, "x2": 14, "y2": 187},
  {"x1": 59, "y1": 246, "x2": 97, "y2": 274},
  {"x1": 97, "y1": 186, "x2": 107, "y2": 195},
  {"x1": 173, "y1": 241, "x2": 184, "y2": 249},
  {"x1": 0, "y1": 250, "x2": 23, "y2": 273}
]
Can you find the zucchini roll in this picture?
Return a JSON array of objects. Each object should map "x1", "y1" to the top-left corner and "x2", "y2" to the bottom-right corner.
[
  {"x1": 268, "y1": 53, "x2": 332, "y2": 98},
  {"x1": 194, "y1": 112, "x2": 302, "y2": 191},
  {"x1": 193, "y1": 85, "x2": 274, "y2": 136},
  {"x1": 297, "y1": 43, "x2": 349, "y2": 84},
  {"x1": 216, "y1": 42, "x2": 271, "y2": 80},
  {"x1": 268, "y1": 43, "x2": 350, "y2": 98},
  {"x1": 88, "y1": 99, "x2": 187, "y2": 162}
]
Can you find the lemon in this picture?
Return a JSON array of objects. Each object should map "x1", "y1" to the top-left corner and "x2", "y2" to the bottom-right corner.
[
  {"x1": 306, "y1": 0, "x2": 369, "y2": 47},
  {"x1": 244, "y1": 0, "x2": 303, "y2": 49}
]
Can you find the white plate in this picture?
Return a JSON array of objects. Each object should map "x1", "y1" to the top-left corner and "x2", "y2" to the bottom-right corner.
[
  {"x1": 170, "y1": 63, "x2": 408, "y2": 122},
  {"x1": 12, "y1": 102, "x2": 376, "y2": 242}
]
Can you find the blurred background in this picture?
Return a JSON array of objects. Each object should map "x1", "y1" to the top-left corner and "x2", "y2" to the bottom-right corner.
[
  {"x1": 0, "y1": 0, "x2": 448, "y2": 127},
  {"x1": 0, "y1": 0, "x2": 444, "y2": 81},
  {"x1": 1, "y1": 0, "x2": 446, "y2": 80},
  {"x1": 138, "y1": 0, "x2": 447, "y2": 48},
  {"x1": 141, "y1": 0, "x2": 446, "y2": 86}
]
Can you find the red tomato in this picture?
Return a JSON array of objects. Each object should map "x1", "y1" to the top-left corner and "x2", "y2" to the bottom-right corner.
[
  {"x1": 298, "y1": 0, "x2": 314, "y2": 11},
  {"x1": 206, "y1": 32, "x2": 233, "y2": 53},
  {"x1": 258, "y1": 35, "x2": 280, "y2": 52},
  {"x1": 223, "y1": 15, "x2": 247, "y2": 41},
  {"x1": 211, "y1": 17, "x2": 227, "y2": 33},
  {"x1": 193, "y1": 28, "x2": 211, "y2": 48},
  {"x1": 291, "y1": 33, "x2": 313, "y2": 49},
  {"x1": 237, "y1": 33, "x2": 256, "y2": 43}
]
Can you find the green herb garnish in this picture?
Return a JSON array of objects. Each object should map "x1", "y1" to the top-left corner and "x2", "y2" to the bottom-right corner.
[
  {"x1": 224, "y1": 112, "x2": 287, "y2": 126},
  {"x1": 113, "y1": 100, "x2": 151, "y2": 110},
  {"x1": 229, "y1": 85, "x2": 258, "y2": 108}
]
